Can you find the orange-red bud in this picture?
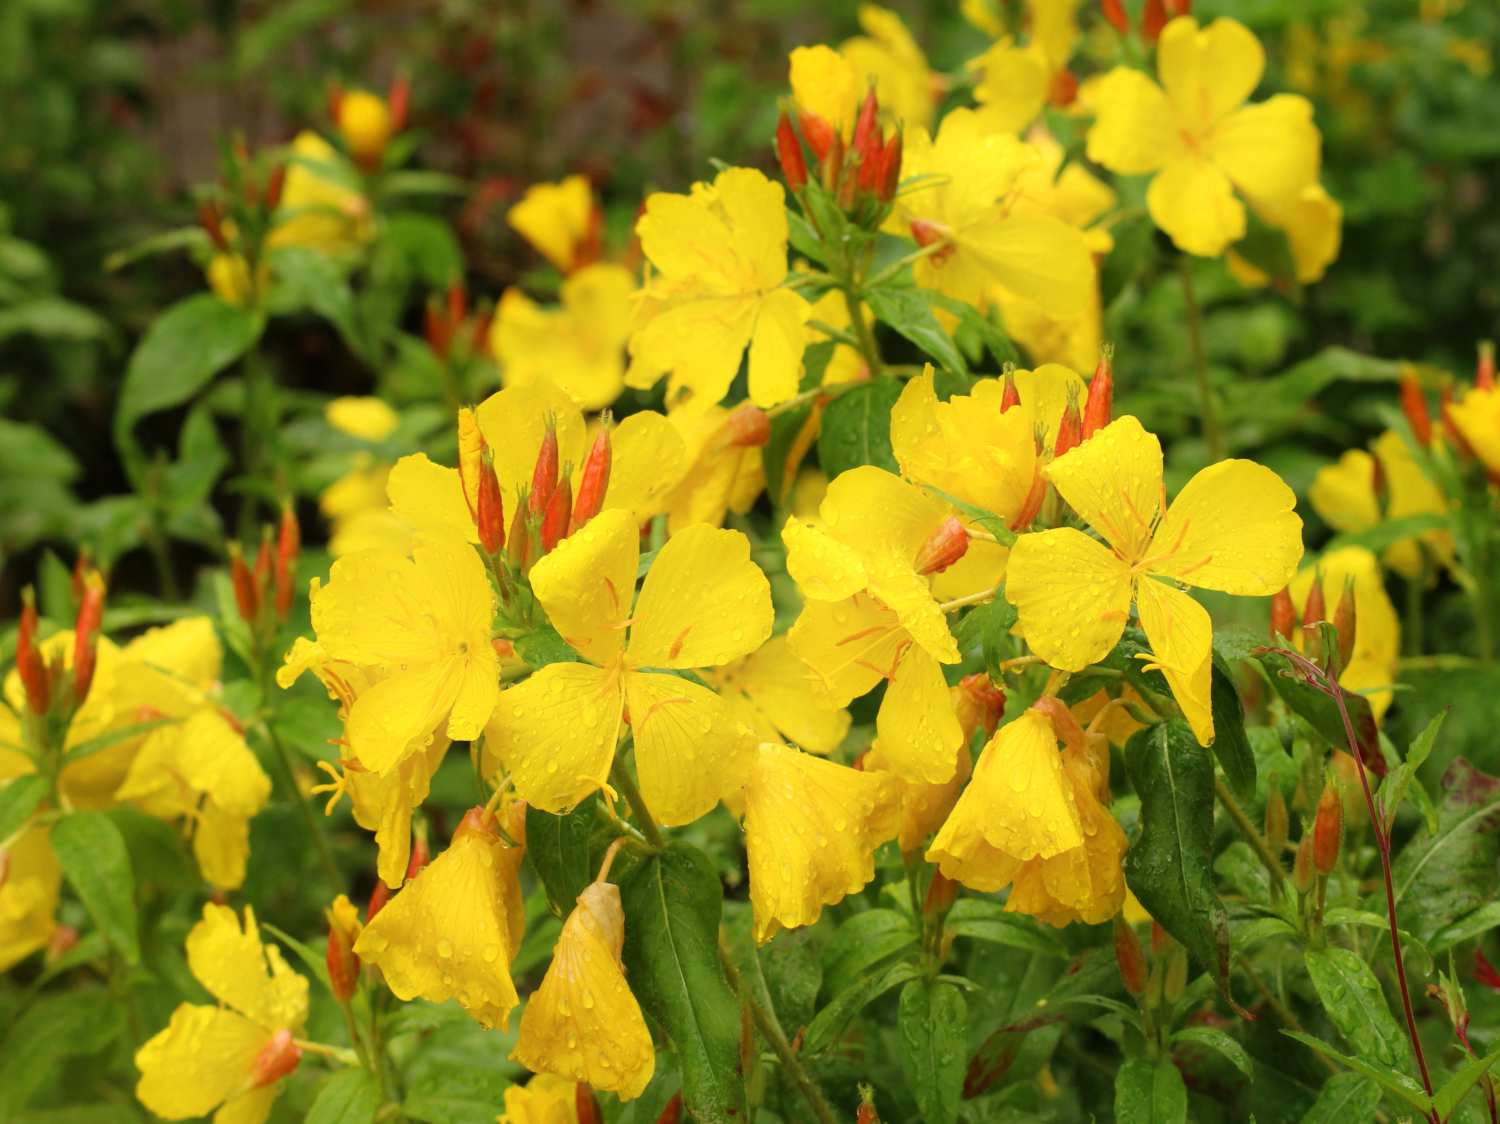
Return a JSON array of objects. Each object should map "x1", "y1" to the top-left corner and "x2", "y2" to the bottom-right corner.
[
  {"x1": 571, "y1": 422, "x2": 613, "y2": 533},
  {"x1": 1312, "y1": 781, "x2": 1342, "y2": 875},
  {"x1": 46, "y1": 923, "x2": 79, "y2": 962},
  {"x1": 72, "y1": 573, "x2": 105, "y2": 706},
  {"x1": 876, "y1": 132, "x2": 902, "y2": 203},
  {"x1": 470, "y1": 303, "x2": 494, "y2": 354},
  {"x1": 914, "y1": 516, "x2": 970, "y2": 575},
  {"x1": 1149, "y1": 920, "x2": 1171, "y2": 957},
  {"x1": 507, "y1": 496, "x2": 534, "y2": 573},
  {"x1": 1082, "y1": 345, "x2": 1114, "y2": 440},
  {"x1": 819, "y1": 130, "x2": 845, "y2": 193},
  {"x1": 530, "y1": 423, "x2": 560, "y2": 516},
  {"x1": 1479, "y1": 340, "x2": 1496, "y2": 391},
  {"x1": 1302, "y1": 573, "x2": 1326, "y2": 625},
  {"x1": 251, "y1": 1028, "x2": 302, "y2": 1088},
  {"x1": 956, "y1": 673, "x2": 1006, "y2": 740},
  {"x1": 717, "y1": 402, "x2": 771, "y2": 448},
  {"x1": 447, "y1": 279, "x2": 467, "y2": 331},
  {"x1": 407, "y1": 829, "x2": 431, "y2": 878},
  {"x1": 198, "y1": 200, "x2": 230, "y2": 252},
  {"x1": 1101, "y1": 0, "x2": 1130, "y2": 33},
  {"x1": 851, "y1": 86, "x2": 880, "y2": 160},
  {"x1": 1114, "y1": 917, "x2": 1147, "y2": 996},
  {"x1": 229, "y1": 545, "x2": 257, "y2": 626},
  {"x1": 326, "y1": 913, "x2": 359, "y2": 1003},
  {"x1": 1270, "y1": 587, "x2": 1297, "y2": 641},
  {"x1": 265, "y1": 162, "x2": 287, "y2": 210},
  {"x1": 541, "y1": 475, "x2": 572, "y2": 554},
  {"x1": 923, "y1": 869, "x2": 958, "y2": 916},
  {"x1": 1048, "y1": 67, "x2": 1079, "y2": 107},
  {"x1": 575, "y1": 1084, "x2": 602, "y2": 1124},
  {"x1": 388, "y1": 74, "x2": 411, "y2": 134},
  {"x1": 17, "y1": 588, "x2": 48, "y2": 715},
  {"x1": 1332, "y1": 576, "x2": 1356, "y2": 672},
  {"x1": 326, "y1": 82, "x2": 344, "y2": 126},
  {"x1": 424, "y1": 297, "x2": 450, "y2": 360},
  {"x1": 1400, "y1": 370, "x2": 1432, "y2": 446},
  {"x1": 776, "y1": 111, "x2": 807, "y2": 192},
  {"x1": 274, "y1": 506, "x2": 300, "y2": 620},
  {"x1": 797, "y1": 111, "x2": 837, "y2": 162},
  {"x1": 1141, "y1": 0, "x2": 1169, "y2": 41},
  {"x1": 1009, "y1": 466, "x2": 1046, "y2": 532},
  {"x1": 1054, "y1": 394, "x2": 1083, "y2": 459},
  {"x1": 476, "y1": 454, "x2": 506, "y2": 555},
  {"x1": 910, "y1": 218, "x2": 945, "y2": 249},
  {"x1": 366, "y1": 880, "x2": 391, "y2": 921},
  {"x1": 656, "y1": 1093, "x2": 684, "y2": 1124}
]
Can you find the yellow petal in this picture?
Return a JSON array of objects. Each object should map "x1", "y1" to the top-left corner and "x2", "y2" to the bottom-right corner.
[
  {"x1": 789, "y1": 44, "x2": 858, "y2": 134},
  {"x1": 1085, "y1": 67, "x2": 1179, "y2": 175},
  {"x1": 1044, "y1": 415, "x2": 1163, "y2": 562},
  {"x1": 1372, "y1": 429, "x2": 1453, "y2": 579},
  {"x1": 843, "y1": 4, "x2": 934, "y2": 131},
  {"x1": 1008, "y1": 752, "x2": 1126, "y2": 926},
  {"x1": 865, "y1": 738, "x2": 972, "y2": 855},
  {"x1": 476, "y1": 382, "x2": 589, "y2": 515},
  {"x1": 124, "y1": 615, "x2": 222, "y2": 686},
  {"x1": 874, "y1": 646, "x2": 963, "y2": 784},
  {"x1": 345, "y1": 659, "x2": 464, "y2": 775},
  {"x1": 1289, "y1": 546, "x2": 1399, "y2": 720},
  {"x1": 135, "y1": 1005, "x2": 267, "y2": 1121},
  {"x1": 972, "y1": 41, "x2": 1050, "y2": 134},
  {"x1": 194, "y1": 806, "x2": 253, "y2": 892},
  {"x1": 1146, "y1": 155, "x2": 1246, "y2": 257},
  {"x1": 706, "y1": 634, "x2": 851, "y2": 755},
  {"x1": 601, "y1": 411, "x2": 688, "y2": 521},
  {"x1": 1450, "y1": 386, "x2": 1500, "y2": 477},
  {"x1": 187, "y1": 904, "x2": 308, "y2": 1031},
  {"x1": 1005, "y1": 528, "x2": 1133, "y2": 671},
  {"x1": 486, "y1": 663, "x2": 623, "y2": 815},
  {"x1": 782, "y1": 517, "x2": 869, "y2": 602},
  {"x1": 508, "y1": 175, "x2": 594, "y2": 273},
  {"x1": 956, "y1": 211, "x2": 1093, "y2": 318},
  {"x1": 1208, "y1": 96, "x2": 1320, "y2": 210},
  {"x1": 1147, "y1": 458, "x2": 1303, "y2": 595},
  {"x1": 499, "y1": 1074, "x2": 580, "y2": 1124},
  {"x1": 0, "y1": 823, "x2": 60, "y2": 972},
  {"x1": 1308, "y1": 450, "x2": 1380, "y2": 536},
  {"x1": 786, "y1": 592, "x2": 908, "y2": 704},
  {"x1": 1157, "y1": 16, "x2": 1263, "y2": 131},
  {"x1": 1241, "y1": 180, "x2": 1341, "y2": 285},
  {"x1": 326, "y1": 396, "x2": 398, "y2": 442},
  {"x1": 629, "y1": 524, "x2": 773, "y2": 669},
  {"x1": 530, "y1": 507, "x2": 638, "y2": 667},
  {"x1": 748, "y1": 287, "x2": 811, "y2": 408},
  {"x1": 344, "y1": 739, "x2": 448, "y2": 888},
  {"x1": 628, "y1": 293, "x2": 758, "y2": 409},
  {"x1": 1014, "y1": 362, "x2": 1088, "y2": 453},
  {"x1": 743, "y1": 742, "x2": 898, "y2": 943},
  {"x1": 1134, "y1": 577, "x2": 1215, "y2": 745},
  {"x1": 625, "y1": 670, "x2": 753, "y2": 826},
  {"x1": 512, "y1": 881, "x2": 655, "y2": 1099}
]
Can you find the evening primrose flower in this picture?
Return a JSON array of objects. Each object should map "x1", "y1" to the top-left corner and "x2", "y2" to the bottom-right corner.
[
  {"x1": 1447, "y1": 384, "x2": 1500, "y2": 476},
  {"x1": 788, "y1": 5, "x2": 935, "y2": 137},
  {"x1": 354, "y1": 806, "x2": 525, "y2": 1028},
  {"x1": 1226, "y1": 182, "x2": 1343, "y2": 287},
  {"x1": 135, "y1": 904, "x2": 309, "y2": 1124},
  {"x1": 115, "y1": 709, "x2": 272, "y2": 890},
  {"x1": 627, "y1": 167, "x2": 809, "y2": 409},
  {"x1": 703, "y1": 634, "x2": 851, "y2": 755},
  {"x1": 1005, "y1": 416, "x2": 1303, "y2": 745},
  {"x1": 1086, "y1": 16, "x2": 1322, "y2": 258},
  {"x1": 508, "y1": 175, "x2": 601, "y2": 275},
  {"x1": 0, "y1": 825, "x2": 61, "y2": 971},
  {"x1": 326, "y1": 395, "x2": 398, "y2": 442},
  {"x1": 865, "y1": 738, "x2": 972, "y2": 856},
  {"x1": 485, "y1": 509, "x2": 773, "y2": 823},
  {"x1": 491, "y1": 263, "x2": 635, "y2": 410},
  {"x1": 499, "y1": 1074, "x2": 582, "y2": 1124},
  {"x1": 1289, "y1": 547, "x2": 1400, "y2": 719},
  {"x1": 741, "y1": 741, "x2": 898, "y2": 943},
  {"x1": 889, "y1": 109, "x2": 1093, "y2": 319},
  {"x1": 512, "y1": 878, "x2": 654, "y2": 1099},
  {"x1": 268, "y1": 132, "x2": 372, "y2": 255},
  {"x1": 661, "y1": 403, "x2": 767, "y2": 532}
]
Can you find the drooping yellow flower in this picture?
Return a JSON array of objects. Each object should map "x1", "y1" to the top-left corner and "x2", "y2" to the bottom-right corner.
[
  {"x1": 499, "y1": 1074, "x2": 581, "y2": 1124},
  {"x1": 1226, "y1": 182, "x2": 1343, "y2": 287},
  {"x1": 268, "y1": 132, "x2": 372, "y2": 255},
  {"x1": 1086, "y1": 17, "x2": 1322, "y2": 258},
  {"x1": 296, "y1": 535, "x2": 498, "y2": 774},
  {"x1": 1448, "y1": 384, "x2": 1500, "y2": 477},
  {"x1": 703, "y1": 634, "x2": 851, "y2": 755},
  {"x1": 354, "y1": 807, "x2": 524, "y2": 1028},
  {"x1": 115, "y1": 709, "x2": 271, "y2": 890},
  {"x1": 1005, "y1": 416, "x2": 1303, "y2": 744},
  {"x1": 512, "y1": 879, "x2": 654, "y2": 1099},
  {"x1": 508, "y1": 175, "x2": 600, "y2": 275},
  {"x1": 491, "y1": 264, "x2": 635, "y2": 411},
  {"x1": 741, "y1": 741, "x2": 898, "y2": 943},
  {"x1": 888, "y1": 109, "x2": 1093, "y2": 320},
  {"x1": 660, "y1": 403, "x2": 767, "y2": 532},
  {"x1": 1289, "y1": 547, "x2": 1400, "y2": 720},
  {"x1": 135, "y1": 904, "x2": 308, "y2": 1124},
  {"x1": 0, "y1": 824, "x2": 61, "y2": 971},
  {"x1": 486, "y1": 509, "x2": 773, "y2": 823},
  {"x1": 865, "y1": 738, "x2": 972, "y2": 857},
  {"x1": 627, "y1": 167, "x2": 809, "y2": 409}
]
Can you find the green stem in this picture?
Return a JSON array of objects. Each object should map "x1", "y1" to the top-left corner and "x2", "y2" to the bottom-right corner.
[
  {"x1": 610, "y1": 758, "x2": 664, "y2": 850},
  {"x1": 841, "y1": 285, "x2": 885, "y2": 379},
  {"x1": 863, "y1": 240, "x2": 946, "y2": 290},
  {"x1": 262, "y1": 721, "x2": 344, "y2": 895},
  {"x1": 1214, "y1": 777, "x2": 1285, "y2": 898},
  {"x1": 1179, "y1": 256, "x2": 1223, "y2": 461}
]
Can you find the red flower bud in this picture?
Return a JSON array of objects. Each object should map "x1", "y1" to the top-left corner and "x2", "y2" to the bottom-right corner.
[
  {"x1": 326, "y1": 912, "x2": 359, "y2": 1004},
  {"x1": 876, "y1": 131, "x2": 903, "y2": 203},
  {"x1": 366, "y1": 880, "x2": 391, "y2": 922},
  {"x1": 571, "y1": 421, "x2": 613, "y2": 533},
  {"x1": 1009, "y1": 466, "x2": 1046, "y2": 532},
  {"x1": 541, "y1": 475, "x2": 572, "y2": 553},
  {"x1": 1167, "y1": 0, "x2": 1193, "y2": 16},
  {"x1": 1113, "y1": 917, "x2": 1147, "y2": 997},
  {"x1": 253, "y1": 535, "x2": 273, "y2": 595},
  {"x1": 797, "y1": 111, "x2": 837, "y2": 161},
  {"x1": 424, "y1": 297, "x2": 451, "y2": 360},
  {"x1": 914, "y1": 516, "x2": 970, "y2": 575},
  {"x1": 1270, "y1": 587, "x2": 1297, "y2": 641},
  {"x1": 1082, "y1": 345, "x2": 1114, "y2": 440},
  {"x1": 717, "y1": 402, "x2": 771, "y2": 448},
  {"x1": 910, "y1": 218, "x2": 945, "y2": 249},
  {"x1": 819, "y1": 130, "x2": 845, "y2": 194},
  {"x1": 1150, "y1": 920, "x2": 1171, "y2": 956},
  {"x1": 274, "y1": 505, "x2": 300, "y2": 620},
  {"x1": 407, "y1": 830, "x2": 431, "y2": 879},
  {"x1": 1054, "y1": 394, "x2": 1084, "y2": 459},
  {"x1": 1302, "y1": 572, "x2": 1326, "y2": 625},
  {"x1": 229, "y1": 544, "x2": 259, "y2": 625},
  {"x1": 470, "y1": 303, "x2": 494, "y2": 354},
  {"x1": 656, "y1": 1093, "x2": 684, "y2": 1124},
  {"x1": 1000, "y1": 366, "x2": 1021, "y2": 413},
  {"x1": 1479, "y1": 340, "x2": 1496, "y2": 391},
  {"x1": 507, "y1": 495, "x2": 534, "y2": 573},
  {"x1": 72, "y1": 573, "x2": 105, "y2": 706},
  {"x1": 447, "y1": 279, "x2": 467, "y2": 331},
  {"x1": 17, "y1": 588, "x2": 48, "y2": 716},
  {"x1": 775, "y1": 111, "x2": 807, "y2": 192},
  {"x1": 530, "y1": 422, "x2": 560, "y2": 516},
  {"x1": 851, "y1": 86, "x2": 880, "y2": 163},
  {"x1": 1101, "y1": 0, "x2": 1130, "y2": 33},
  {"x1": 1141, "y1": 0, "x2": 1169, "y2": 42},
  {"x1": 387, "y1": 74, "x2": 411, "y2": 134},
  {"x1": 923, "y1": 869, "x2": 958, "y2": 916},
  {"x1": 1332, "y1": 576, "x2": 1357, "y2": 673},
  {"x1": 477, "y1": 454, "x2": 506, "y2": 555},
  {"x1": 251, "y1": 1029, "x2": 301, "y2": 1088},
  {"x1": 957, "y1": 673, "x2": 1006, "y2": 740},
  {"x1": 198, "y1": 201, "x2": 230, "y2": 253},
  {"x1": 1047, "y1": 68, "x2": 1079, "y2": 107},
  {"x1": 1312, "y1": 781, "x2": 1342, "y2": 876},
  {"x1": 1400, "y1": 369, "x2": 1432, "y2": 446},
  {"x1": 575, "y1": 1084, "x2": 603, "y2": 1124},
  {"x1": 856, "y1": 1096, "x2": 880, "y2": 1124},
  {"x1": 265, "y1": 162, "x2": 287, "y2": 210}
]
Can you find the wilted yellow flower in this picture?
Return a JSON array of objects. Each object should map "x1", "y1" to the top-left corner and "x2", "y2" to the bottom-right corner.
[
  {"x1": 499, "y1": 1074, "x2": 580, "y2": 1124},
  {"x1": 1086, "y1": 17, "x2": 1322, "y2": 258},
  {"x1": 268, "y1": 132, "x2": 372, "y2": 255},
  {"x1": 512, "y1": 879, "x2": 654, "y2": 1099},
  {"x1": 1006, "y1": 416, "x2": 1303, "y2": 744},
  {"x1": 0, "y1": 824, "x2": 61, "y2": 971},
  {"x1": 703, "y1": 634, "x2": 851, "y2": 755},
  {"x1": 628, "y1": 167, "x2": 809, "y2": 409},
  {"x1": 491, "y1": 264, "x2": 635, "y2": 410},
  {"x1": 354, "y1": 807, "x2": 524, "y2": 1028},
  {"x1": 741, "y1": 742, "x2": 898, "y2": 942},
  {"x1": 1289, "y1": 547, "x2": 1400, "y2": 719},
  {"x1": 660, "y1": 403, "x2": 767, "y2": 532},
  {"x1": 508, "y1": 175, "x2": 600, "y2": 275},
  {"x1": 115, "y1": 708, "x2": 271, "y2": 890},
  {"x1": 135, "y1": 904, "x2": 309, "y2": 1124},
  {"x1": 486, "y1": 509, "x2": 772, "y2": 824},
  {"x1": 1448, "y1": 384, "x2": 1500, "y2": 476}
]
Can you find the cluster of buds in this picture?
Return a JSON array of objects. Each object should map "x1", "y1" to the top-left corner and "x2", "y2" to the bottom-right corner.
[
  {"x1": 16, "y1": 567, "x2": 107, "y2": 723},
  {"x1": 776, "y1": 85, "x2": 902, "y2": 230},
  {"x1": 1101, "y1": 0, "x2": 1192, "y2": 44},
  {"x1": 1270, "y1": 573, "x2": 1356, "y2": 675},
  {"x1": 425, "y1": 279, "x2": 494, "y2": 368},
  {"x1": 1111, "y1": 917, "x2": 1187, "y2": 1018},
  {"x1": 330, "y1": 76, "x2": 410, "y2": 170},
  {"x1": 1292, "y1": 778, "x2": 1343, "y2": 896},
  {"x1": 229, "y1": 506, "x2": 301, "y2": 639}
]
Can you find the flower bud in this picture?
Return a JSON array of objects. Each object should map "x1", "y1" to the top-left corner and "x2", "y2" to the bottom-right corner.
[
  {"x1": 1141, "y1": 0, "x2": 1168, "y2": 42},
  {"x1": 1054, "y1": 390, "x2": 1083, "y2": 459},
  {"x1": 775, "y1": 111, "x2": 807, "y2": 192},
  {"x1": 797, "y1": 111, "x2": 837, "y2": 162},
  {"x1": 229, "y1": 543, "x2": 258, "y2": 625},
  {"x1": 1048, "y1": 68, "x2": 1079, "y2": 108},
  {"x1": 572, "y1": 420, "x2": 613, "y2": 533},
  {"x1": 447, "y1": 279, "x2": 467, "y2": 331},
  {"x1": 1479, "y1": 340, "x2": 1496, "y2": 391},
  {"x1": 1101, "y1": 0, "x2": 1130, "y2": 33},
  {"x1": 387, "y1": 73, "x2": 411, "y2": 134},
  {"x1": 819, "y1": 130, "x2": 845, "y2": 194},
  {"x1": 851, "y1": 86, "x2": 880, "y2": 161},
  {"x1": 250, "y1": 1028, "x2": 302, "y2": 1087},
  {"x1": 923, "y1": 870, "x2": 958, "y2": 917},
  {"x1": 1149, "y1": 920, "x2": 1171, "y2": 957},
  {"x1": 1312, "y1": 781, "x2": 1342, "y2": 876},
  {"x1": 337, "y1": 88, "x2": 393, "y2": 168},
  {"x1": 1331, "y1": 576, "x2": 1356, "y2": 673},
  {"x1": 540, "y1": 474, "x2": 573, "y2": 554},
  {"x1": 717, "y1": 402, "x2": 771, "y2": 448},
  {"x1": 856, "y1": 1086, "x2": 880, "y2": 1124},
  {"x1": 1113, "y1": 917, "x2": 1147, "y2": 997},
  {"x1": 326, "y1": 81, "x2": 344, "y2": 127},
  {"x1": 955, "y1": 673, "x2": 1005, "y2": 741},
  {"x1": 507, "y1": 492, "x2": 534, "y2": 573},
  {"x1": 366, "y1": 880, "x2": 391, "y2": 922},
  {"x1": 469, "y1": 302, "x2": 494, "y2": 354},
  {"x1": 1302, "y1": 572, "x2": 1326, "y2": 625},
  {"x1": 407, "y1": 827, "x2": 431, "y2": 878},
  {"x1": 1264, "y1": 787, "x2": 1288, "y2": 858},
  {"x1": 1000, "y1": 364, "x2": 1020, "y2": 413},
  {"x1": 17, "y1": 588, "x2": 48, "y2": 716},
  {"x1": 876, "y1": 133, "x2": 902, "y2": 203},
  {"x1": 1270, "y1": 587, "x2": 1297, "y2": 641},
  {"x1": 1163, "y1": 943, "x2": 1187, "y2": 1003},
  {"x1": 274, "y1": 505, "x2": 300, "y2": 620},
  {"x1": 424, "y1": 296, "x2": 451, "y2": 360},
  {"x1": 914, "y1": 516, "x2": 970, "y2": 575},
  {"x1": 530, "y1": 421, "x2": 560, "y2": 516},
  {"x1": 576, "y1": 1084, "x2": 603, "y2": 1124},
  {"x1": 1475, "y1": 948, "x2": 1500, "y2": 992},
  {"x1": 1009, "y1": 466, "x2": 1046, "y2": 532},
  {"x1": 477, "y1": 453, "x2": 506, "y2": 555},
  {"x1": 1400, "y1": 369, "x2": 1432, "y2": 446},
  {"x1": 264, "y1": 162, "x2": 286, "y2": 210},
  {"x1": 72, "y1": 572, "x2": 105, "y2": 706},
  {"x1": 656, "y1": 1093, "x2": 684, "y2": 1124},
  {"x1": 1082, "y1": 344, "x2": 1114, "y2": 440},
  {"x1": 45, "y1": 923, "x2": 78, "y2": 962},
  {"x1": 1293, "y1": 831, "x2": 1315, "y2": 893},
  {"x1": 325, "y1": 895, "x2": 362, "y2": 1003},
  {"x1": 197, "y1": 200, "x2": 230, "y2": 252}
]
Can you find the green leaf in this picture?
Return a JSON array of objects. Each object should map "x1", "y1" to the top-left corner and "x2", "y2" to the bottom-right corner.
[
  {"x1": 1123, "y1": 721, "x2": 1231, "y2": 995},
  {"x1": 525, "y1": 801, "x2": 603, "y2": 916},
  {"x1": 0, "y1": 419, "x2": 79, "y2": 483},
  {"x1": 943, "y1": 898, "x2": 1066, "y2": 956},
  {"x1": 51, "y1": 810, "x2": 139, "y2": 964},
  {"x1": 822, "y1": 909, "x2": 917, "y2": 996},
  {"x1": 268, "y1": 246, "x2": 365, "y2": 358},
  {"x1": 1210, "y1": 654, "x2": 1256, "y2": 800},
  {"x1": 1392, "y1": 757, "x2": 1500, "y2": 942},
  {"x1": 620, "y1": 845, "x2": 746, "y2": 1123},
  {"x1": 1256, "y1": 649, "x2": 1380, "y2": 769},
  {"x1": 306, "y1": 1067, "x2": 381, "y2": 1124},
  {"x1": 864, "y1": 284, "x2": 967, "y2": 376},
  {"x1": 952, "y1": 596, "x2": 1019, "y2": 679},
  {"x1": 803, "y1": 957, "x2": 921, "y2": 1055},
  {"x1": 114, "y1": 294, "x2": 262, "y2": 478},
  {"x1": 1171, "y1": 1027, "x2": 1252, "y2": 1078},
  {"x1": 1325, "y1": 513, "x2": 1451, "y2": 556},
  {"x1": 0, "y1": 297, "x2": 112, "y2": 346},
  {"x1": 1297, "y1": 1072, "x2": 1383, "y2": 1124},
  {"x1": 0, "y1": 774, "x2": 48, "y2": 842},
  {"x1": 1303, "y1": 947, "x2": 1408, "y2": 1069},
  {"x1": 514, "y1": 627, "x2": 580, "y2": 670},
  {"x1": 0, "y1": 989, "x2": 124, "y2": 1117},
  {"x1": 1379, "y1": 708, "x2": 1446, "y2": 830},
  {"x1": 1431, "y1": 901, "x2": 1500, "y2": 954},
  {"x1": 1432, "y1": 1041, "x2": 1500, "y2": 1119},
  {"x1": 1114, "y1": 1058, "x2": 1188, "y2": 1124},
  {"x1": 815, "y1": 375, "x2": 903, "y2": 477},
  {"x1": 1282, "y1": 1030, "x2": 1431, "y2": 1113},
  {"x1": 898, "y1": 978, "x2": 967, "y2": 1124}
]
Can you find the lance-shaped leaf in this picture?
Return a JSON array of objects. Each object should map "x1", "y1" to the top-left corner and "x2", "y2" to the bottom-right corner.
[
  {"x1": 898, "y1": 978, "x2": 967, "y2": 1124},
  {"x1": 1114, "y1": 1058, "x2": 1187, "y2": 1124},
  {"x1": 1303, "y1": 947, "x2": 1409, "y2": 1070},
  {"x1": 1392, "y1": 757, "x2": 1500, "y2": 942},
  {"x1": 1209, "y1": 654, "x2": 1256, "y2": 800}
]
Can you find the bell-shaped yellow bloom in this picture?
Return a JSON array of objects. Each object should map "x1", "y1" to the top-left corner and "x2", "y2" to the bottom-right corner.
[
  {"x1": 704, "y1": 634, "x2": 851, "y2": 755},
  {"x1": 865, "y1": 737, "x2": 972, "y2": 856},
  {"x1": 499, "y1": 1073, "x2": 581, "y2": 1124},
  {"x1": 1448, "y1": 384, "x2": 1500, "y2": 477},
  {"x1": 354, "y1": 808, "x2": 524, "y2": 1028},
  {"x1": 267, "y1": 132, "x2": 372, "y2": 255},
  {"x1": 512, "y1": 879, "x2": 654, "y2": 1099},
  {"x1": 1227, "y1": 182, "x2": 1343, "y2": 286},
  {"x1": 486, "y1": 509, "x2": 773, "y2": 824},
  {"x1": 627, "y1": 167, "x2": 809, "y2": 409},
  {"x1": 1005, "y1": 416, "x2": 1303, "y2": 744},
  {"x1": 115, "y1": 708, "x2": 271, "y2": 890},
  {"x1": 888, "y1": 109, "x2": 1093, "y2": 320},
  {"x1": 0, "y1": 824, "x2": 61, "y2": 971},
  {"x1": 1086, "y1": 17, "x2": 1322, "y2": 258},
  {"x1": 135, "y1": 904, "x2": 308, "y2": 1124},
  {"x1": 1289, "y1": 546, "x2": 1400, "y2": 720},
  {"x1": 509, "y1": 175, "x2": 598, "y2": 275},
  {"x1": 492, "y1": 263, "x2": 635, "y2": 411},
  {"x1": 741, "y1": 742, "x2": 898, "y2": 943},
  {"x1": 660, "y1": 403, "x2": 766, "y2": 532}
]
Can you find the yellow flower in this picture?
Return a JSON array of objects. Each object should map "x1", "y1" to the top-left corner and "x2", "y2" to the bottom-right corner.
[
  {"x1": 661, "y1": 403, "x2": 767, "y2": 532},
  {"x1": 840, "y1": 5, "x2": 936, "y2": 132},
  {"x1": 354, "y1": 807, "x2": 525, "y2": 1028},
  {"x1": 207, "y1": 252, "x2": 261, "y2": 307},
  {"x1": 486, "y1": 509, "x2": 773, "y2": 823},
  {"x1": 970, "y1": 40, "x2": 1050, "y2": 135},
  {"x1": 0, "y1": 824, "x2": 61, "y2": 971},
  {"x1": 1448, "y1": 384, "x2": 1500, "y2": 477},
  {"x1": 509, "y1": 175, "x2": 600, "y2": 275},
  {"x1": 135, "y1": 904, "x2": 308, "y2": 1124},
  {"x1": 1289, "y1": 546, "x2": 1400, "y2": 720},
  {"x1": 1086, "y1": 17, "x2": 1322, "y2": 257},
  {"x1": 865, "y1": 738, "x2": 972, "y2": 856},
  {"x1": 741, "y1": 742, "x2": 898, "y2": 943},
  {"x1": 498, "y1": 1074, "x2": 581, "y2": 1124},
  {"x1": 1005, "y1": 416, "x2": 1303, "y2": 744},
  {"x1": 703, "y1": 634, "x2": 851, "y2": 755},
  {"x1": 491, "y1": 264, "x2": 635, "y2": 411},
  {"x1": 115, "y1": 709, "x2": 272, "y2": 890},
  {"x1": 327, "y1": 396, "x2": 399, "y2": 442},
  {"x1": 337, "y1": 89, "x2": 393, "y2": 166},
  {"x1": 268, "y1": 132, "x2": 372, "y2": 256},
  {"x1": 627, "y1": 167, "x2": 809, "y2": 409},
  {"x1": 512, "y1": 879, "x2": 654, "y2": 1099},
  {"x1": 297, "y1": 535, "x2": 498, "y2": 774},
  {"x1": 889, "y1": 109, "x2": 1093, "y2": 319},
  {"x1": 1226, "y1": 182, "x2": 1343, "y2": 286}
]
